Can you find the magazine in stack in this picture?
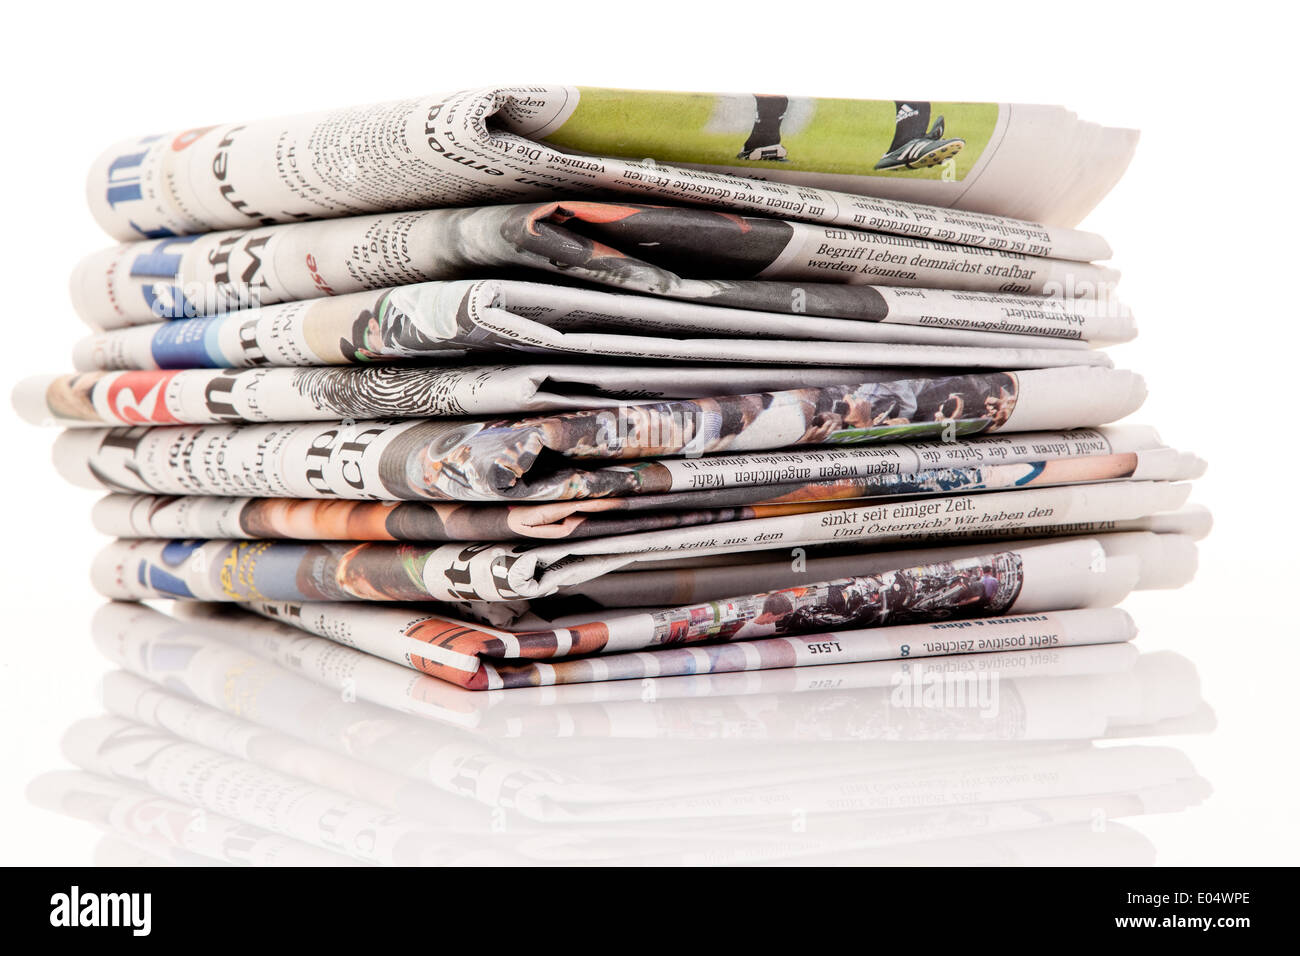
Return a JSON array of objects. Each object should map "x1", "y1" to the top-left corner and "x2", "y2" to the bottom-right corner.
[{"x1": 14, "y1": 85, "x2": 1207, "y2": 690}]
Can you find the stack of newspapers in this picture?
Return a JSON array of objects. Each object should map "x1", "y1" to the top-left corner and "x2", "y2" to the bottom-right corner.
[{"x1": 14, "y1": 86, "x2": 1208, "y2": 690}]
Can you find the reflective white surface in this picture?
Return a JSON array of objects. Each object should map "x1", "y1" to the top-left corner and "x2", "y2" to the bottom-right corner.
[{"x1": 11, "y1": 600, "x2": 1213, "y2": 865}]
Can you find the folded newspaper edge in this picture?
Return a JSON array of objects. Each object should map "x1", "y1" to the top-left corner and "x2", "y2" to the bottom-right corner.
[
  {"x1": 575, "y1": 507, "x2": 1210, "y2": 613},
  {"x1": 72, "y1": 202, "x2": 1126, "y2": 332},
  {"x1": 537, "y1": 531, "x2": 1199, "y2": 620},
  {"x1": 84, "y1": 436, "x2": 1203, "y2": 543},
  {"x1": 213, "y1": 534, "x2": 1155, "y2": 690},
  {"x1": 89, "y1": 480, "x2": 1193, "y2": 605},
  {"x1": 15, "y1": 364, "x2": 964, "y2": 428},
  {"x1": 51, "y1": 367, "x2": 1148, "y2": 503},
  {"x1": 69, "y1": 278, "x2": 1135, "y2": 373},
  {"x1": 86, "y1": 86, "x2": 1133, "y2": 246},
  {"x1": 238, "y1": 597, "x2": 1139, "y2": 690},
  {"x1": 20, "y1": 350, "x2": 1130, "y2": 430}
]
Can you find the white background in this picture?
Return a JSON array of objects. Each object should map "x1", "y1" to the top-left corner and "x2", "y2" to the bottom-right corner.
[{"x1": 0, "y1": 0, "x2": 1295, "y2": 864}]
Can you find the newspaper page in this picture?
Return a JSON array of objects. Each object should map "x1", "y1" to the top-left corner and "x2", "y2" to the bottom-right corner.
[
  {"x1": 86, "y1": 86, "x2": 1134, "y2": 244},
  {"x1": 50, "y1": 367, "x2": 1149, "y2": 503}
]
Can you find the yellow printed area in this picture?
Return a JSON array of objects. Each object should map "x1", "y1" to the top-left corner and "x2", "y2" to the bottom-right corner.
[{"x1": 543, "y1": 88, "x2": 998, "y2": 181}]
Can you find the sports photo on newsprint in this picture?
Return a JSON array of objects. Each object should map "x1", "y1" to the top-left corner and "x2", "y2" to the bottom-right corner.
[{"x1": 0, "y1": 0, "x2": 1291, "y2": 936}]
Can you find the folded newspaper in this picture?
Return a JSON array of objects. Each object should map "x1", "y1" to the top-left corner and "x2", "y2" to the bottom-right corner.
[
  {"x1": 12, "y1": 84, "x2": 1209, "y2": 691},
  {"x1": 72, "y1": 204, "x2": 1125, "y2": 331},
  {"x1": 87, "y1": 86, "x2": 1135, "y2": 242},
  {"x1": 83, "y1": 426, "x2": 1198, "y2": 543},
  {"x1": 46, "y1": 368, "x2": 1146, "y2": 500},
  {"x1": 106, "y1": 533, "x2": 1154, "y2": 690}
]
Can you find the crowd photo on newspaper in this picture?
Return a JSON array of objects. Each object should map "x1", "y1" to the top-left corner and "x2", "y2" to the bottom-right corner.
[{"x1": 14, "y1": 85, "x2": 1207, "y2": 691}]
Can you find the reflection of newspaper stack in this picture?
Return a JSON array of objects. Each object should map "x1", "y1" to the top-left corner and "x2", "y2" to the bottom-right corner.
[
  {"x1": 13, "y1": 85, "x2": 1207, "y2": 688},
  {"x1": 27, "y1": 602, "x2": 1212, "y2": 866}
]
